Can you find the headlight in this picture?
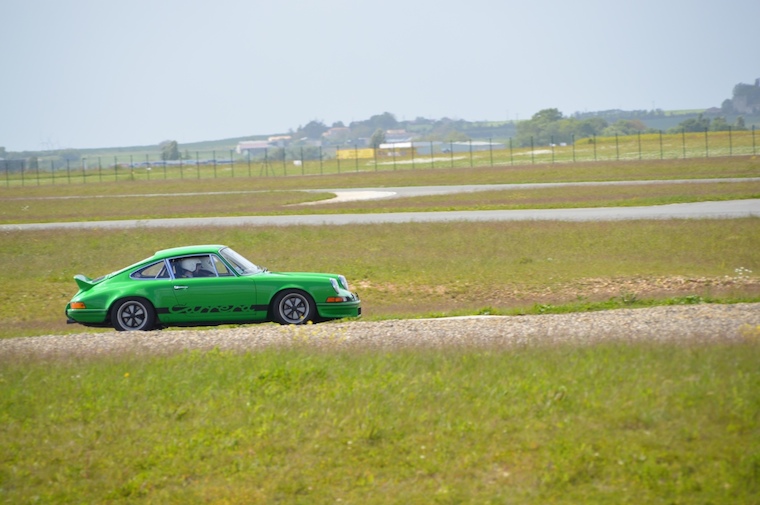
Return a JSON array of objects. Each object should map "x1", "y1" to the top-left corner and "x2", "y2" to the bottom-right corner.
[
  {"x1": 330, "y1": 278, "x2": 340, "y2": 293},
  {"x1": 338, "y1": 275, "x2": 349, "y2": 291}
]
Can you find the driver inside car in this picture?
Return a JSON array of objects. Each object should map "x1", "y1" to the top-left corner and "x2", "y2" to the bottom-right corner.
[{"x1": 180, "y1": 258, "x2": 215, "y2": 278}]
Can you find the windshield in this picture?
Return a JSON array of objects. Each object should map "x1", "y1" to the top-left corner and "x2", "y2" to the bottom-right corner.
[{"x1": 220, "y1": 247, "x2": 264, "y2": 275}]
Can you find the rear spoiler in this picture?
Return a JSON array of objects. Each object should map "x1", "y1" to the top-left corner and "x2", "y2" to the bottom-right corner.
[{"x1": 74, "y1": 274, "x2": 96, "y2": 291}]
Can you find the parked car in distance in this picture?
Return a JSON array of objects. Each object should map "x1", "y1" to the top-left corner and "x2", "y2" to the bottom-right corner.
[{"x1": 65, "y1": 244, "x2": 361, "y2": 331}]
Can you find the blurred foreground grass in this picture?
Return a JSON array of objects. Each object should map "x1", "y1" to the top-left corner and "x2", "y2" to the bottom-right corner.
[{"x1": 2, "y1": 344, "x2": 759, "y2": 503}]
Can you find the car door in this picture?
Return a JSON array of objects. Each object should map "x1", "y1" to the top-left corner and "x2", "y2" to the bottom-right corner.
[{"x1": 168, "y1": 255, "x2": 265, "y2": 323}]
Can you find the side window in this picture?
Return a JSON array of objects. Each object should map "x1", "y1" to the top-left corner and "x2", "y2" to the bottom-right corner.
[
  {"x1": 132, "y1": 261, "x2": 169, "y2": 279},
  {"x1": 171, "y1": 256, "x2": 217, "y2": 278},
  {"x1": 212, "y1": 255, "x2": 233, "y2": 276}
]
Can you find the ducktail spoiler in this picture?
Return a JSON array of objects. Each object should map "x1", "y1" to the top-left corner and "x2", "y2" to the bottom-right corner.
[{"x1": 74, "y1": 274, "x2": 95, "y2": 291}]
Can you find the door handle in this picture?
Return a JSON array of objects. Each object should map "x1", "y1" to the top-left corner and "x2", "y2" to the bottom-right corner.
[{"x1": 174, "y1": 285, "x2": 189, "y2": 290}]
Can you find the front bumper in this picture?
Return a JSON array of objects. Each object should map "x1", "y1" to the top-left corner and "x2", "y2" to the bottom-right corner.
[{"x1": 316, "y1": 292, "x2": 361, "y2": 319}]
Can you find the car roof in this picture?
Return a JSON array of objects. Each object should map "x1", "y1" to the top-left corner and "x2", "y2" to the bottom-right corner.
[{"x1": 152, "y1": 244, "x2": 227, "y2": 260}]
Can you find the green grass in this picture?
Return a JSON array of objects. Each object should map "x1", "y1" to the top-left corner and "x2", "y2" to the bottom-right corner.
[
  {"x1": 2, "y1": 156, "x2": 760, "y2": 503},
  {"x1": 2, "y1": 219, "x2": 759, "y2": 339},
  {"x1": 2, "y1": 157, "x2": 759, "y2": 224},
  {"x1": 2, "y1": 344, "x2": 759, "y2": 503}
]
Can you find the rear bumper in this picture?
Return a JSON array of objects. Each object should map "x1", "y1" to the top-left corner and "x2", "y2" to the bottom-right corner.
[{"x1": 65, "y1": 307, "x2": 108, "y2": 325}]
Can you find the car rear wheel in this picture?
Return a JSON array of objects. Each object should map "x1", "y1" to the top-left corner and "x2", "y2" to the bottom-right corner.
[
  {"x1": 272, "y1": 290, "x2": 315, "y2": 325},
  {"x1": 112, "y1": 297, "x2": 155, "y2": 331}
]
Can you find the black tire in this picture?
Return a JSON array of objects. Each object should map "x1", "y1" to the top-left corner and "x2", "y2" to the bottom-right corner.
[
  {"x1": 272, "y1": 290, "x2": 315, "y2": 325},
  {"x1": 111, "y1": 297, "x2": 155, "y2": 331}
]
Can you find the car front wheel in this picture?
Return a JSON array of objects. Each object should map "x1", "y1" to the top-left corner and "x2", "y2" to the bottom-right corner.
[
  {"x1": 272, "y1": 290, "x2": 315, "y2": 325},
  {"x1": 112, "y1": 298, "x2": 155, "y2": 331}
]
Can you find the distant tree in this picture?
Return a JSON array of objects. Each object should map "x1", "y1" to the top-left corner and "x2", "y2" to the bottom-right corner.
[
  {"x1": 297, "y1": 120, "x2": 328, "y2": 139},
  {"x1": 721, "y1": 98, "x2": 734, "y2": 114},
  {"x1": 575, "y1": 118, "x2": 608, "y2": 138},
  {"x1": 160, "y1": 140, "x2": 180, "y2": 161},
  {"x1": 710, "y1": 117, "x2": 730, "y2": 132},
  {"x1": 516, "y1": 108, "x2": 567, "y2": 146},
  {"x1": 331, "y1": 121, "x2": 345, "y2": 128},
  {"x1": 369, "y1": 129, "x2": 386, "y2": 149},
  {"x1": 669, "y1": 114, "x2": 710, "y2": 133},
  {"x1": 58, "y1": 149, "x2": 81, "y2": 163},
  {"x1": 0, "y1": 146, "x2": 6, "y2": 158},
  {"x1": 735, "y1": 116, "x2": 747, "y2": 130},
  {"x1": 733, "y1": 83, "x2": 760, "y2": 103},
  {"x1": 602, "y1": 119, "x2": 647, "y2": 136},
  {"x1": 532, "y1": 108, "x2": 563, "y2": 123}
]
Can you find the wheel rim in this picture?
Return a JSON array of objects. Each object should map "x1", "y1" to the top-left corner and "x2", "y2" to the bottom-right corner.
[
  {"x1": 279, "y1": 293, "x2": 309, "y2": 323},
  {"x1": 118, "y1": 301, "x2": 148, "y2": 330}
]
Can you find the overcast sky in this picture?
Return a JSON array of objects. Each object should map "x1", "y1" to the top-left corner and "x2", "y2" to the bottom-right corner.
[{"x1": 1, "y1": 0, "x2": 757, "y2": 152}]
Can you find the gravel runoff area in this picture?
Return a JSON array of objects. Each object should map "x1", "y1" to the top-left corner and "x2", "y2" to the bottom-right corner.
[{"x1": 2, "y1": 304, "x2": 759, "y2": 360}]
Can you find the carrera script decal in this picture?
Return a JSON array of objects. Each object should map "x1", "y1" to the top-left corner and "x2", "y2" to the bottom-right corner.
[{"x1": 169, "y1": 304, "x2": 262, "y2": 315}]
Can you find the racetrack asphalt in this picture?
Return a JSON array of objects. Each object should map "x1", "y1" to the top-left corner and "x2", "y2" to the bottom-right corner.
[{"x1": 2, "y1": 180, "x2": 759, "y2": 231}]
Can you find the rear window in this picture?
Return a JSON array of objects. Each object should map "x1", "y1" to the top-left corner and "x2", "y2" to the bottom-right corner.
[{"x1": 131, "y1": 261, "x2": 169, "y2": 279}]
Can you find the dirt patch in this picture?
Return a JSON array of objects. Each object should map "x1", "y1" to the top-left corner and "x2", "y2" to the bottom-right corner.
[{"x1": 356, "y1": 275, "x2": 760, "y2": 315}]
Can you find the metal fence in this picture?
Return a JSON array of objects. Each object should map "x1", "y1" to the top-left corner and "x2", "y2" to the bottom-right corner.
[{"x1": 2, "y1": 127, "x2": 757, "y2": 187}]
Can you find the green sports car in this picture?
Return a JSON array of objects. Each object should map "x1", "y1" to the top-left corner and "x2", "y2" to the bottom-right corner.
[{"x1": 65, "y1": 244, "x2": 361, "y2": 331}]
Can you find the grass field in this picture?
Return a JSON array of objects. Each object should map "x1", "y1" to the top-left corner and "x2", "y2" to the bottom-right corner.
[
  {"x1": 1, "y1": 156, "x2": 759, "y2": 503},
  {"x1": 2, "y1": 344, "x2": 759, "y2": 504}
]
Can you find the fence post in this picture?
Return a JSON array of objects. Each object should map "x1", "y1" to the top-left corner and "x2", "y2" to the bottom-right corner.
[
  {"x1": 572, "y1": 134, "x2": 576, "y2": 163},
  {"x1": 469, "y1": 140, "x2": 473, "y2": 168},
  {"x1": 659, "y1": 131, "x2": 663, "y2": 160},
  {"x1": 247, "y1": 151, "x2": 251, "y2": 177},
  {"x1": 704, "y1": 127, "x2": 709, "y2": 158},
  {"x1": 638, "y1": 132, "x2": 642, "y2": 160},
  {"x1": 337, "y1": 147, "x2": 341, "y2": 173},
  {"x1": 509, "y1": 138, "x2": 513, "y2": 165},
  {"x1": 753, "y1": 125, "x2": 757, "y2": 155},
  {"x1": 98, "y1": 157, "x2": 102, "y2": 182},
  {"x1": 320, "y1": 146, "x2": 324, "y2": 175},
  {"x1": 530, "y1": 137, "x2": 535, "y2": 164},
  {"x1": 615, "y1": 133, "x2": 619, "y2": 161},
  {"x1": 681, "y1": 129, "x2": 686, "y2": 159},
  {"x1": 729, "y1": 126, "x2": 733, "y2": 156},
  {"x1": 430, "y1": 141, "x2": 434, "y2": 169},
  {"x1": 355, "y1": 143, "x2": 359, "y2": 172},
  {"x1": 593, "y1": 134, "x2": 597, "y2": 161},
  {"x1": 230, "y1": 150, "x2": 235, "y2": 178},
  {"x1": 449, "y1": 141, "x2": 454, "y2": 168},
  {"x1": 551, "y1": 136, "x2": 555, "y2": 164},
  {"x1": 489, "y1": 138, "x2": 493, "y2": 166}
]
